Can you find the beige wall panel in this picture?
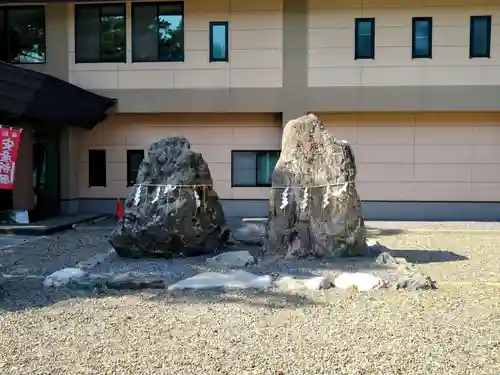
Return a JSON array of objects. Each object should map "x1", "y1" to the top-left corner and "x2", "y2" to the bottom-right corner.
[
  {"x1": 473, "y1": 145, "x2": 500, "y2": 164},
  {"x1": 327, "y1": 126, "x2": 359, "y2": 144},
  {"x1": 470, "y1": 183, "x2": 500, "y2": 201},
  {"x1": 414, "y1": 163, "x2": 471, "y2": 182},
  {"x1": 321, "y1": 111, "x2": 500, "y2": 201},
  {"x1": 473, "y1": 126, "x2": 500, "y2": 143},
  {"x1": 470, "y1": 164, "x2": 500, "y2": 183},
  {"x1": 78, "y1": 113, "x2": 281, "y2": 200},
  {"x1": 358, "y1": 126, "x2": 415, "y2": 144},
  {"x1": 308, "y1": 0, "x2": 500, "y2": 87},
  {"x1": 414, "y1": 126, "x2": 474, "y2": 144},
  {"x1": 68, "y1": 0, "x2": 283, "y2": 89},
  {"x1": 357, "y1": 164, "x2": 414, "y2": 182}
]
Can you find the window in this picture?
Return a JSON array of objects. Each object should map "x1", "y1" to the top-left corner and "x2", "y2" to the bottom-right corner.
[
  {"x1": 354, "y1": 18, "x2": 375, "y2": 59},
  {"x1": 127, "y1": 150, "x2": 144, "y2": 187},
  {"x1": 0, "y1": 6, "x2": 45, "y2": 64},
  {"x1": 88, "y1": 149, "x2": 106, "y2": 187},
  {"x1": 231, "y1": 151, "x2": 280, "y2": 187},
  {"x1": 412, "y1": 17, "x2": 432, "y2": 58},
  {"x1": 209, "y1": 21, "x2": 228, "y2": 62},
  {"x1": 75, "y1": 4, "x2": 126, "y2": 63},
  {"x1": 470, "y1": 15, "x2": 491, "y2": 58},
  {"x1": 132, "y1": 2, "x2": 184, "y2": 62}
]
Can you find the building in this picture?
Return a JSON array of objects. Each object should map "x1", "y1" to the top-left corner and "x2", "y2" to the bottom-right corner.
[{"x1": 1, "y1": 0, "x2": 500, "y2": 221}]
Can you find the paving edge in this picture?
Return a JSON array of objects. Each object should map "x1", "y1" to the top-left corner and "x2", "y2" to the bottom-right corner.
[{"x1": 0, "y1": 214, "x2": 110, "y2": 236}]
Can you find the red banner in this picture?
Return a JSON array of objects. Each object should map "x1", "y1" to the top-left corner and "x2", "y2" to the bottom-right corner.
[{"x1": 0, "y1": 127, "x2": 22, "y2": 190}]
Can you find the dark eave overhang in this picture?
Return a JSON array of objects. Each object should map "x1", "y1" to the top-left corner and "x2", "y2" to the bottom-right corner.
[{"x1": 0, "y1": 61, "x2": 116, "y2": 130}]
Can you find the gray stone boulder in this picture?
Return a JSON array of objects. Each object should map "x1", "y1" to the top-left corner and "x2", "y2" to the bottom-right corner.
[
  {"x1": 109, "y1": 136, "x2": 230, "y2": 258},
  {"x1": 264, "y1": 113, "x2": 366, "y2": 258}
]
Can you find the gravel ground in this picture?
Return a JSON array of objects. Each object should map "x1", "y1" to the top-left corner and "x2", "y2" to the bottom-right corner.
[{"x1": 0, "y1": 222, "x2": 499, "y2": 375}]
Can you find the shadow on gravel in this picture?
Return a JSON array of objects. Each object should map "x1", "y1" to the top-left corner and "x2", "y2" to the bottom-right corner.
[
  {"x1": 387, "y1": 249, "x2": 469, "y2": 264},
  {"x1": 0, "y1": 278, "x2": 322, "y2": 313},
  {"x1": 147, "y1": 289, "x2": 324, "y2": 309}
]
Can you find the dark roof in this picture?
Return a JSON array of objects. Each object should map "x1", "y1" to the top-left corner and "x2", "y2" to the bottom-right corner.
[{"x1": 0, "y1": 61, "x2": 116, "y2": 130}]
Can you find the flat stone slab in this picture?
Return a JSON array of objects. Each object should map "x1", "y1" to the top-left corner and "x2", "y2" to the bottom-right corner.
[
  {"x1": 43, "y1": 268, "x2": 87, "y2": 288},
  {"x1": 168, "y1": 270, "x2": 272, "y2": 291},
  {"x1": 275, "y1": 276, "x2": 333, "y2": 291},
  {"x1": 333, "y1": 272, "x2": 386, "y2": 291}
]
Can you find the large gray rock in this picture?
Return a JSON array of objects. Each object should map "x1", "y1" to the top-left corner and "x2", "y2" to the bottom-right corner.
[
  {"x1": 264, "y1": 113, "x2": 366, "y2": 258},
  {"x1": 109, "y1": 136, "x2": 230, "y2": 258}
]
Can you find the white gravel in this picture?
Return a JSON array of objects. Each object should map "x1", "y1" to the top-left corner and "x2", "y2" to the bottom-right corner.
[{"x1": 0, "y1": 220, "x2": 499, "y2": 375}]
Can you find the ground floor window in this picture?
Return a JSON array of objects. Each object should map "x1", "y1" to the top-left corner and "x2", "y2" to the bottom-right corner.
[
  {"x1": 88, "y1": 149, "x2": 106, "y2": 187},
  {"x1": 127, "y1": 149, "x2": 144, "y2": 186},
  {"x1": 231, "y1": 150, "x2": 280, "y2": 187}
]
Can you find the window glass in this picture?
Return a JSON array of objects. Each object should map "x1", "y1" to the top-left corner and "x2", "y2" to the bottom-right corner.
[
  {"x1": 358, "y1": 21, "x2": 372, "y2": 36},
  {"x1": 158, "y1": 3, "x2": 183, "y2": 61},
  {"x1": 355, "y1": 19, "x2": 374, "y2": 59},
  {"x1": 127, "y1": 150, "x2": 144, "y2": 186},
  {"x1": 232, "y1": 152, "x2": 256, "y2": 187},
  {"x1": 232, "y1": 151, "x2": 280, "y2": 187},
  {"x1": 75, "y1": 6, "x2": 100, "y2": 62},
  {"x1": 100, "y1": 5, "x2": 126, "y2": 62},
  {"x1": 132, "y1": 2, "x2": 184, "y2": 62},
  {"x1": 210, "y1": 22, "x2": 228, "y2": 61},
  {"x1": 75, "y1": 4, "x2": 126, "y2": 63},
  {"x1": 0, "y1": 6, "x2": 45, "y2": 64},
  {"x1": 0, "y1": 10, "x2": 7, "y2": 62},
  {"x1": 256, "y1": 152, "x2": 279, "y2": 186},
  {"x1": 413, "y1": 18, "x2": 432, "y2": 58},
  {"x1": 132, "y1": 3, "x2": 159, "y2": 62},
  {"x1": 470, "y1": 16, "x2": 491, "y2": 58},
  {"x1": 88, "y1": 149, "x2": 106, "y2": 187}
]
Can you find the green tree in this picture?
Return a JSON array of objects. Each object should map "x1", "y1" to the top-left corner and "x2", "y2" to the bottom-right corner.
[
  {"x1": 158, "y1": 17, "x2": 183, "y2": 61},
  {"x1": 3, "y1": 8, "x2": 46, "y2": 63},
  {"x1": 100, "y1": 15, "x2": 126, "y2": 62}
]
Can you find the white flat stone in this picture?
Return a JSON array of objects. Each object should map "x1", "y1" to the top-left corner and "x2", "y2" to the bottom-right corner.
[
  {"x1": 167, "y1": 270, "x2": 272, "y2": 291},
  {"x1": 333, "y1": 272, "x2": 385, "y2": 291},
  {"x1": 276, "y1": 276, "x2": 332, "y2": 291},
  {"x1": 206, "y1": 250, "x2": 255, "y2": 268},
  {"x1": 43, "y1": 268, "x2": 86, "y2": 288}
]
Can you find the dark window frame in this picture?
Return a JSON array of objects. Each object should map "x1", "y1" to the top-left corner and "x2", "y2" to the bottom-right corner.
[
  {"x1": 209, "y1": 21, "x2": 229, "y2": 62},
  {"x1": 469, "y1": 15, "x2": 491, "y2": 58},
  {"x1": 126, "y1": 149, "x2": 145, "y2": 187},
  {"x1": 354, "y1": 18, "x2": 375, "y2": 60},
  {"x1": 74, "y1": 3, "x2": 127, "y2": 64},
  {"x1": 88, "y1": 149, "x2": 107, "y2": 187},
  {"x1": 231, "y1": 150, "x2": 280, "y2": 188},
  {"x1": 412, "y1": 17, "x2": 433, "y2": 59},
  {"x1": 0, "y1": 5, "x2": 46, "y2": 64},
  {"x1": 131, "y1": 1, "x2": 184, "y2": 63}
]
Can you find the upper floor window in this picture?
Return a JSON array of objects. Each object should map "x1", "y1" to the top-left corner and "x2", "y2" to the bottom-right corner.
[
  {"x1": 132, "y1": 2, "x2": 184, "y2": 62},
  {"x1": 209, "y1": 21, "x2": 228, "y2": 62},
  {"x1": 0, "y1": 6, "x2": 45, "y2": 64},
  {"x1": 470, "y1": 15, "x2": 491, "y2": 58},
  {"x1": 354, "y1": 18, "x2": 375, "y2": 59},
  {"x1": 231, "y1": 151, "x2": 280, "y2": 187},
  {"x1": 75, "y1": 4, "x2": 126, "y2": 63},
  {"x1": 412, "y1": 17, "x2": 432, "y2": 58}
]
